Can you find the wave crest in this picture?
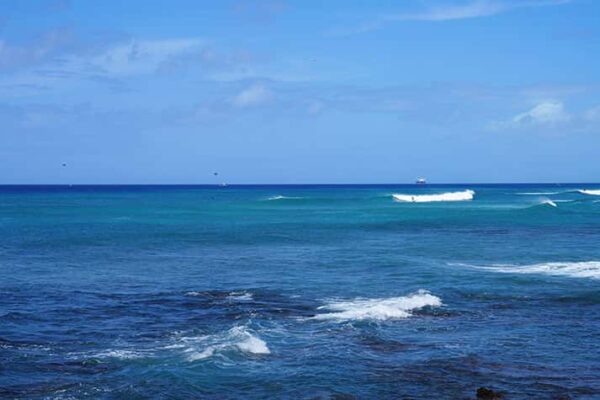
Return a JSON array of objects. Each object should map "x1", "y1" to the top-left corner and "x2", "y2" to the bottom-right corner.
[
  {"x1": 392, "y1": 190, "x2": 474, "y2": 203},
  {"x1": 477, "y1": 261, "x2": 600, "y2": 279},
  {"x1": 578, "y1": 189, "x2": 600, "y2": 196},
  {"x1": 265, "y1": 195, "x2": 304, "y2": 201},
  {"x1": 313, "y1": 290, "x2": 442, "y2": 321},
  {"x1": 539, "y1": 199, "x2": 557, "y2": 208},
  {"x1": 185, "y1": 326, "x2": 270, "y2": 361}
]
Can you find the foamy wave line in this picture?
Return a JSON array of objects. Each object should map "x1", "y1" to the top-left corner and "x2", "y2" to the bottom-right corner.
[
  {"x1": 183, "y1": 326, "x2": 270, "y2": 361},
  {"x1": 312, "y1": 290, "x2": 442, "y2": 321},
  {"x1": 392, "y1": 190, "x2": 474, "y2": 203},
  {"x1": 476, "y1": 261, "x2": 600, "y2": 279},
  {"x1": 539, "y1": 199, "x2": 557, "y2": 208},
  {"x1": 265, "y1": 195, "x2": 305, "y2": 201},
  {"x1": 91, "y1": 349, "x2": 148, "y2": 359},
  {"x1": 578, "y1": 189, "x2": 600, "y2": 196}
]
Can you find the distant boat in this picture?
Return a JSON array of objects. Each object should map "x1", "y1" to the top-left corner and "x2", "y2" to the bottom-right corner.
[
  {"x1": 219, "y1": 182, "x2": 228, "y2": 187},
  {"x1": 416, "y1": 177, "x2": 427, "y2": 184}
]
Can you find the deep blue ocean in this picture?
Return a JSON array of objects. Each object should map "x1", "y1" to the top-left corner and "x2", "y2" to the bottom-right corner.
[{"x1": 1, "y1": 184, "x2": 599, "y2": 399}]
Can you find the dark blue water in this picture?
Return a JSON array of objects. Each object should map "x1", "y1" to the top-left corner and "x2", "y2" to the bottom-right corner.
[{"x1": 1, "y1": 184, "x2": 599, "y2": 399}]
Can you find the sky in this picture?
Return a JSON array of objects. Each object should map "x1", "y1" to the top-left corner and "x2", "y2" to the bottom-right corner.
[{"x1": 1, "y1": 0, "x2": 599, "y2": 184}]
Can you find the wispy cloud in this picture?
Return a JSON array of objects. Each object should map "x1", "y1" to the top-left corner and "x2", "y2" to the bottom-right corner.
[
  {"x1": 85, "y1": 38, "x2": 205, "y2": 76},
  {"x1": 232, "y1": 83, "x2": 272, "y2": 107},
  {"x1": 387, "y1": 0, "x2": 571, "y2": 22},
  {"x1": 512, "y1": 101, "x2": 571, "y2": 125},
  {"x1": 0, "y1": 27, "x2": 78, "y2": 72},
  {"x1": 488, "y1": 100, "x2": 600, "y2": 132},
  {"x1": 329, "y1": 0, "x2": 572, "y2": 36}
]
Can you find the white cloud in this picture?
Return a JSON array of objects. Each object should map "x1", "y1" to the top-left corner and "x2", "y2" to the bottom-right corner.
[
  {"x1": 512, "y1": 101, "x2": 571, "y2": 125},
  {"x1": 489, "y1": 100, "x2": 577, "y2": 131},
  {"x1": 389, "y1": 0, "x2": 571, "y2": 22},
  {"x1": 329, "y1": 0, "x2": 572, "y2": 36},
  {"x1": 79, "y1": 38, "x2": 205, "y2": 76},
  {"x1": 232, "y1": 84, "x2": 272, "y2": 107}
]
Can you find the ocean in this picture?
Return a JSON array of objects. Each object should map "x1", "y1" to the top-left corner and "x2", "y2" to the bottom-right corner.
[{"x1": 1, "y1": 184, "x2": 599, "y2": 399}]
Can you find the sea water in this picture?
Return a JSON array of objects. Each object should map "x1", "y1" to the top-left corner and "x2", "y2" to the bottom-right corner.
[{"x1": 1, "y1": 184, "x2": 599, "y2": 399}]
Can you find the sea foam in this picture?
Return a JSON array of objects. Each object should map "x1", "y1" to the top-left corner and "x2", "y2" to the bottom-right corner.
[
  {"x1": 540, "y1": 199, "x2": 557, "y2": 208},
  {"x1": 392, "y1": 190, "x2": 474, "y2": 203},
  {"x1": 478, "y1": 261, "x2": 600, "y2": 280},
  {"x1": 578, "y1": 189, "x2": 600, "y2": 196},
  {"x1": 266, "y1": 195, "x2": 304, "y2": 201},
  {"x1": 313, "y1": 290, "x2": 442, "y2": 321},
  {"x1": 185, "y1": 326, "x2": 270, "y2": 361}
]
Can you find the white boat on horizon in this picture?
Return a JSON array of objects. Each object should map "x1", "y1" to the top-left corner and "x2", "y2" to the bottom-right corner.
[{"x1": 416, "y1": 177, "x2": 427, "y2": 184}]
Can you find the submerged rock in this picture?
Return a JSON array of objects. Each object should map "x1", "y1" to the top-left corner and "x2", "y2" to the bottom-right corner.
[{"x1": 476, "y1": 387, "x2": 504, "y2": 399}]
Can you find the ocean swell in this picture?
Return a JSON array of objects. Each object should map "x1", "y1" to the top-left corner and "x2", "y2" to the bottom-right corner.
[
  {"x1": 392, "y1": 190, "x2": 474, "y2": 203},
  {"x1": 313, "y1": 290, "x2": 442, "y2": 321}
]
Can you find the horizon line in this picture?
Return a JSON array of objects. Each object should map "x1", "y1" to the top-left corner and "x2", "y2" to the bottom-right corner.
[{"x1": 1, "y1": 182, "x2": 599, "y2": 186}]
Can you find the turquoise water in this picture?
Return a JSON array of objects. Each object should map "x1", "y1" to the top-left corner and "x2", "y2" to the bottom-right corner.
[{"x1": 1, "y1": 184, "x2": 599, "y2": 399}]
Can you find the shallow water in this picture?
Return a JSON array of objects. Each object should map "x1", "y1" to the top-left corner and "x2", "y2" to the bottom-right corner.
[{"x1": 1, "y1": 184, "x2": 599, "y2": 399}]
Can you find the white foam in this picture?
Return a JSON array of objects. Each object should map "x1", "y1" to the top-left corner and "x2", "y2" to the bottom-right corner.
[
  {"x1": 392, "y1": 190, "x2": 474, "y2": 203},
  {"x1": 266, "y1": 195, "x2": 304, "y2": 201},
  {"x1": 478, "y1": 261, "x2": 600, "y2": 279},
  {"x1": 92, "y1": 349, "x2": 146, "y2": 359},
  {"x1": 313, "y1": 290, "x2": 442, "y2": 321},
  {"x1": 578, "y1": 189, "x2": 600, "y2": 196},
  {"x1": 185, "y1": 326, "x2": 270, "y2": 361},
  {"x1": 540, "y1": 199, "x2": 557, "y2": 208},
  {"x1": 227, "y1": 291, "x2": 253, "y2": 301}
]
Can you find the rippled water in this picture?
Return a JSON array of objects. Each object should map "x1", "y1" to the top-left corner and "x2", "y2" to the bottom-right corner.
[{"x1": 1, "y1": 184, "x2": 599, "y2": 399}]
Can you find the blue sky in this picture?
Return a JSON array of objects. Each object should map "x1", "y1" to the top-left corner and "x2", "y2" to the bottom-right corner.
[{"x1": 1, "y1": 0, "x2": 599, "y2": 183}]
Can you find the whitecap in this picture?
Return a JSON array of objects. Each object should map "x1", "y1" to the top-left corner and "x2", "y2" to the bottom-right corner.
[
  {"x1": 540, "y1": 199, "x2": 557, "y2": 208},
  {"x1": 392, "y1": 190, "x2": 474, "y2": 203},
  {"x1": 265, "y1": 195, "x2": 304, "y2": 201},
  {"x1": 227, "y1": 291, "x2": 253, "y2": 301},
  {"x1": 473, "y1": 261, "x2": 600, "y2": 280},
  {"x1": 184, "y1": 326, "x2": 270, "y2": 362},
  {"x1": 578, "y1": 189, "x2": 600, "y2": 196},
  {"x1": 312, "y1": 290, "x2": 442, "y2": 321}
]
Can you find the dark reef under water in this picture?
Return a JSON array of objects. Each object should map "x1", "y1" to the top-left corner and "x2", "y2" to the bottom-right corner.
[{"x1": 1, "y1": 184, "x2": 599, "y2": 399}]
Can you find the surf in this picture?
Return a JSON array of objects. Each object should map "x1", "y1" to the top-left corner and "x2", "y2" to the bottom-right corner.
[
  {"x1": 392, "y1": 190, "x2": 475, "y2": 203},
  {"x1": 468, "y1": 261, "x2": 600, "y2": 280},
  {"x1": 578, "y1": 189, "x2": 600, "y2": 196},
  {"x1": 184, "y1": 326, "x2": 270, "y2": 361},
  {"x1": 312, "y1": 290, "x2": 442, "y2": 321}
]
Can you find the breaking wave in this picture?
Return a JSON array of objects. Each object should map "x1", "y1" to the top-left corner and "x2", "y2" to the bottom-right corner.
[
  {"x1": 578, "y1": 189, "x2": 600, "y2": 196},
  {"x1": 312, "y1": 290, "x2": 442, "y2": 321},
  {"x1": 474, "y1": 261, "x2": 600, "y2": 280},
  {"x1": 182, "y1": 326, "x2": 270, "y2": 361},
  {"x1": 539, "y1": 199, "x2": 557, "y2": 208},
  {"x1": 392, "y1": 190, "x2": 475, "y2": 203}
]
